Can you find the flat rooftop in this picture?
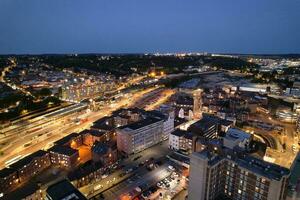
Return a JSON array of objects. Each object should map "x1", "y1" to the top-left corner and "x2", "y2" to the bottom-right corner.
[
  {"x1": 49, "y1": 145, "x2": 78, "y2": 156},
  {"x1": 46, "y1": 179, "x2": 87, "y2": 200},
  {"x1": 9, "y1": 150, "x2": 48, "y2": 170},
  {"x1": 196, "y1": 147, "x2": 290, "y2": 181},
  {"x1": 119, "y1": 117, "x2": 162, "y2": 131}
]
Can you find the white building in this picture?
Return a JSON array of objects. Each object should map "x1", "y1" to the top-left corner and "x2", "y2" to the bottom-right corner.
[
  {"x1": 169, "y1": 129, "x2": 193, "y2": 152},
  {"x1": 117, "y1": 117, "x2": 164, "y2": 154},
  {"x1": 159, "y1": 105, "x2": 175, "y2": 140},
  {"x1": 223, "y1": 128, "x2": 252, "y2": 150}
]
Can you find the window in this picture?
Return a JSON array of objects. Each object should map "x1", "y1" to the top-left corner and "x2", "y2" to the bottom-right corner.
[{"x1": 238, "y1": 189, "x2": 242, "y2": 194}]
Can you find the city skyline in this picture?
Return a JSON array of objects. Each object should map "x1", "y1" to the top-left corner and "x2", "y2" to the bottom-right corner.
[{"x1": 0, "y1": 1, "x2": 300, "y2": 199}]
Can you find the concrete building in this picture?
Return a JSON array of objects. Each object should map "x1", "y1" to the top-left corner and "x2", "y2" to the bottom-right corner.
[
  {"x1": 9, "y1": 150, "x2": 51, "y2": 183},
  {"x1": 60, "y1": 80, "x2": 115, "y2": 103},
  {"x1": 117, "y1": 117, "x2": 164, "y2": 154},
  {"x1": 188, "y1": 114, "x2": 233, "y2": 139},
  {"x1": 159, "y1": 105, "x2": 175, "y2": 139},
  {"x1": 91, "y1": 142, "x2": 118, "y2": 167},
  {"x1": 223, "y1": 128, "x2": 253, "y2": 150},
  {"x1": 81, "y1": 129, "x2": 111, "y2": 147},
  {"x1": 169, "y1": 129, "x2": 193, "y2": 153},
  {"x1": 188, "y1": 147, "x2": 290, "y2": 200}
]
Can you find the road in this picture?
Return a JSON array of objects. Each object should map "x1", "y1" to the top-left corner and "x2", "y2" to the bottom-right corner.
[
  {"x1": 246, "y1": 113, "x2": 297, "y2": 168},
  {"x1": 80, "y1": 140, "x2": 171, "y2": 198},
  {"x1": 96, "y1": 164, "x2": 171, "y2": 200},
  {"x1": 0, "y1": 86, "x2": 169, "y2": 169}
]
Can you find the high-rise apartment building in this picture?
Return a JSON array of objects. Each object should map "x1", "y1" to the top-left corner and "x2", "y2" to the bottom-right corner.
[{"x1": 188, "y1": 147, "x2": 290, "y2": 200}]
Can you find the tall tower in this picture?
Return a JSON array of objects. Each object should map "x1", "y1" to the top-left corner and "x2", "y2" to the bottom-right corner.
[{"x1": 193, "y1": 89, "x2": 203, "y2": 119}]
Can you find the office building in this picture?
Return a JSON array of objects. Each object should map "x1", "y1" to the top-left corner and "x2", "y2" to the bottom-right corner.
[
  {"x1": 188, "y1": 114, "x2": 233, "y2": 139},
  {"x1": 117, "y1": 117, "x2": 164, "y2": 154}
]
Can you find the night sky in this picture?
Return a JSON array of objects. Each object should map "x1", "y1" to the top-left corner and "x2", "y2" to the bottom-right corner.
[{"x1": 0, "y1": 0, "x2": 299, "y2": 54}]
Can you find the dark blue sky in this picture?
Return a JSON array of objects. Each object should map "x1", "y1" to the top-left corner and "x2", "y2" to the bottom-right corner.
[{"x1": 0, "y1": 0, "x2": 299, "y2": 54}]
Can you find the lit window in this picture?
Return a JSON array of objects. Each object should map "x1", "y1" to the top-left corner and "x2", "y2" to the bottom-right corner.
[{"x1": 238, "y1": 189, "x2": 242, "y2": 194}]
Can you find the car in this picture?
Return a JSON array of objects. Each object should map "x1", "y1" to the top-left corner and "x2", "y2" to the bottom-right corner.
[
  {"x1": 168, "y1": 165, "x2": 175, "y2": 171},
  {"x1": 135, "y1": 187, "x2": 142, "y2": 192},
  {"x1": 128, "y1": 179, "x2": 133, "y2": 183},
  {"x1": 133, "y1": 155, "x2": 142, "y2": 161},
  {"x1": 101, "y1": 174, "x2": 108, "y2": 179},
  {"x1": 119, "y1": 172, "x2": 126, "y2": 177}
]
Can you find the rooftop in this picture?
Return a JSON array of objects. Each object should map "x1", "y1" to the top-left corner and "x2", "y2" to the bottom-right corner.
[
  {"x1": 196, "y1": 146, "x2": 290, "y2": 181},
  {"x1": 225, "y1": 128, "x2": 251, "y2": 141},
  {"x1": 9, "y1": 150, "x2": 48, "y2": 170},
  {"x1": 49, "y1": 145, "x2": 78, "y2": 156},
  {"x1": 68, "y1": 160, "x2": 103, "y2": 181},
  {"x1": 46, "y1": 179, "x2": 87, "y2": 200},
  {"x1": 79, "y1": 129, "x2": 106, "y2": 137},
  {"x1": 54, "y1": 132, "x2": 80, "y2": 146},
  {"x1": 171, "y1": 129, "x2": 188, "y2": 137},
  {"x1": 91, "y1": 122, "x2": 114, "y2": 131},
  {"x1": 0, "y1": 168, "x2": 16, "y2": 178},
  {"x1": 119, "y1": 117, "x2": 162, "y2": 131},
  {"x1": 92, "y1": 142, "x2": 109, "y2": 155},
  {"x1": 2, "y1": 182, "x2": 40, "y2": 200}
]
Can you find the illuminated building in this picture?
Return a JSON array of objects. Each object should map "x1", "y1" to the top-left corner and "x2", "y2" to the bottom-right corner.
[
  {"x1": 174, "y1": 95, "x2": 193, "y2": 119},
  {"x1": 117, "y1": 117, "x2": 164, "y2": 154},
  {"x1": 193, "y1": 89, "x2": 203, "y2": 119},
  {"x1": 188, "y1": 114, "x2": 233, "y2": 139},
  {"x1": 49, "y1": 145, "x2": 79, "y2": 169},
  {"x1": 91, "y1": 142, "x2": 118, "y2": 167},
  {"x1": 0, "y1": 150, "x2": 51, "y2": 195},
  {"x1": 9, "y1": 150, "x2": 51, "y2": 182},
  {"x1": 276, "y1": 108, "x2": 298, "y2": 123},
  {"x1": 0, "y1": 168, "x2": 18, "y2": 194},
  {"x1": 188, "y1": 144, "x2": 290, "y2": 200},
  {"x1": 169, "y1": 129, "x2": 193, "y2": 153},
  {"x1": 60, "y1": 80, "x2": 116, "y2": 102}
]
